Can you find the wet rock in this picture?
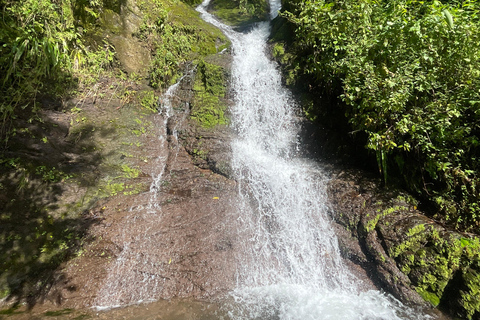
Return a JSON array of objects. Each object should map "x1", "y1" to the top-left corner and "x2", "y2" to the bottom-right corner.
[
  {"x1": 326, "y1": 168, "x2": 480, "y2": 319},
  {"x1": 181, "y1": 125, "x2": 234, "y2": 178},
  {"x1": 98, "y1": 0, "x2": 151, "y2": 76},
  {"x1": 160, "y1": 58, "x2": 235, "y2": 179}
]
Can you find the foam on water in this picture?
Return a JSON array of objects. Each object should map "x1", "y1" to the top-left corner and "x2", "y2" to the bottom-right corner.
[
  {"x1": 91, "y1": 79, "x2": 184, "y2": 310},
  {"x1": 197, "y1": 0, "x2": 432, "y2": 319}
]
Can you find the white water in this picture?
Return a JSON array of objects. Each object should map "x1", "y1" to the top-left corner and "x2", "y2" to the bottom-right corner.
[
  {"x1": 197, "y1": 1, "x2": 430, "y2": 319},
  {"x1": 92, "y1": 80, "x2": 184, "y2": 310}
]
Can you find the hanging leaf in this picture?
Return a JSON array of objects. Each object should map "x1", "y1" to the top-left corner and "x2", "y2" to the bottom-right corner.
[{"x1": 443, "y1": 9, "x2": 454, "y2": 29}]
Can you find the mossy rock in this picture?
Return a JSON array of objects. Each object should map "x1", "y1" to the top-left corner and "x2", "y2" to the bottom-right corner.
[
  {"x1": 389, "y1": 222, "x2": 480, "y2": 318},
  {"x1": 459, "y1": 268, "x2": 480, "y2": 319},
  {"x1": 142, "y1": 0, "x2": 230, "y2": 88},
  {"x1": 208, "y1": 0, "x2": 269, "y2": 28},
  {"x1": 100, "y1": 9, "x2": 124, "y2": 34},
  {"x1": 190, "y1": 60, "x2": 228, "y2": 128},
  {"x1": 169, "y1": 2, "x2": 230, "y2": 55}
]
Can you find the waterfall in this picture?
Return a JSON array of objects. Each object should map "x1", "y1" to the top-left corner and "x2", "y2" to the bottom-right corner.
[
  {"x1": 92, "y1": 79, "x2": 185, "y2": 310},
  {"x1": 197, "y1": 1, "x2": 430, "y2": 319}
]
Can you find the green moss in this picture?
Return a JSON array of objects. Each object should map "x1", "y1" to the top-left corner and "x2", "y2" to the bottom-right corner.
[
  {"x1": 99, "y1": 9, "x2": 123, "y2": 34},
  {"x1": 0, "y1": 288, "x2": 9, "y2": 299},
  {"x1": 44, "y1": 308, "x2": 74, "y2": 316},
  {"x1": 391, "y1": 225, "x2": 460, "y2": 307},
  {"x1": 209, "y1": 0, "x2": 269, "y2": 27},
  {"x1": 0, "y1": 305, "x2": 23, "y2": 315},
  {"x1": 138, "y1": 0, "x2": 230, "y2": 88},
  {"x1": 390, "y1": 224, "x2": 480, "y2": 317},
  {"x1": 169, "y1": 4, "x2": 230, "y2": 55},
  {"x1": 190, "y1": 60, "x2": 228, "y2": 128},
  {"x1": 416, "y1": 287, "x2": 441, "y2": 307},
  {"x1": 365, "y1": 205, "x2": 408, "y2": 233},
  {"x1": 121, "y1": 164, "x2": 141, "y2": 179},
  {"x1": 138, "y1": 90, "x2": 158, "y2": 112},
  {"x1": 461, "y1": 268, "x2": 480, "y2": 319}
]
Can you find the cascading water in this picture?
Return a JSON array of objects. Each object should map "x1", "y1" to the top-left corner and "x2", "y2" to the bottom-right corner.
[
  {"x1": 92, "y1": 78, "x2": 185, "y2": 310},
  {"x1": 197, "y1": 1, "x2": 431, "y2": 319}
]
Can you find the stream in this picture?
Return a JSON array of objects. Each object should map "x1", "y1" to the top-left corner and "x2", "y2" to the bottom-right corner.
[
  {"x1": 196, "y1": 0, "x2": 430, "y2": 319},
  {"x1": 84, "y1": 0, "x2": 435, "y2": 318}
]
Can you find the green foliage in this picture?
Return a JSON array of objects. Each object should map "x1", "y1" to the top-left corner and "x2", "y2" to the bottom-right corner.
[
  {"x1": 391, "y1": 223, "x2": 480, "y2": 318},
  {"x1": 140, "y1": 90, "x2": 159, "y2": 112},
  {"x1": 135, "y1": 0, "x2": 229, "y2": 88},
  {"x1": 35, "y1": 166, "x2": 74, "y2": 183},
  {"x1": 121, "y1": 164, "x2": 141, "y2": 178},
  {"x1": 181, "y1": 0, "x2": 204, "y2": 5},
  {"x1": 0, "y1": 0, "x2": 73, "y2": 139},
  {"x1": 209, "y1": 0, "x2": 269, "y2": 26},
  {"x1": 282, "y1": 0, "x2": 480, "y2": 232},
  {"x1": 0, "y1": 0, "x2": 116, "y2": 142},
  {"x1": 191, "y1": 60, "x2": 228, "y2": 128},
  {"x1": 365, "y1": 205, "x2": 408, "y2": 232}
]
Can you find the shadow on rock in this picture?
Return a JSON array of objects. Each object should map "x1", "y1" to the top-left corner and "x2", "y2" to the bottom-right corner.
[{"x1": 0, "y1": 106, "x2": 106, "y2": 309}]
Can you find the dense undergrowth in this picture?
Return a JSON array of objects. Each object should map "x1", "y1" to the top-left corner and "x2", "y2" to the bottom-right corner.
[{"x1": 277, "y1": 0, "x2": 480, "y2": 233}]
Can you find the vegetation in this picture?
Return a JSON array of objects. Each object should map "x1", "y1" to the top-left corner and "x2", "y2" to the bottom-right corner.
[
  {"x1": 0, "y1": 0, "x2": 230, "y2": 309},
  {"x1": 279, "y1": 0, "x2": 480, "y2": 233},
  {"x1": 391, "y1": 223, "x2": 480, "y2": 318},
  {"x1": 0, "y1": 0, "x2": 121, "y2": 142},
  {"x1": 209, "y1": 0, "x2": 270, "y2": 27},
  {"x1": 191, "y1": 60, "x2": 228, "y2": 128},
  {"x1": 0, "y1": 0, "x2": 229, "y2": 141},
  {"x1": 136, "y1": 0, "x2": 229, "y2": 88}
]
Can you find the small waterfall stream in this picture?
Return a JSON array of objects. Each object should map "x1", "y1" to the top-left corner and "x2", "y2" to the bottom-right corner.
[
  {"x1": 93, "y1": 78, "x2": 186, "y2": 310},
  {"x1": 197, "y1": 1, "x2": 429, "y2": 319},
  {"x1": 88, "y1": 1, "x2": 434, "y2": 317}
]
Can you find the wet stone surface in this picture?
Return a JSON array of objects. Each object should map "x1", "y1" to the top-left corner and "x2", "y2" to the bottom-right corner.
[{"x1": 48, "y1": 73, "x2": 241, "y2": 309}]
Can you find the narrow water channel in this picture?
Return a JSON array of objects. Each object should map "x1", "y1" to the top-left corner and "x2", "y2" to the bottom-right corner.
[{"x1": 197, "y1": 0, "x2": 430, "y2": 319}]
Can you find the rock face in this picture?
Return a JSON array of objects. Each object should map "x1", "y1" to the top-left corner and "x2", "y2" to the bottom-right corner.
[
  {"x1": 326, "y1": 169, "x2": 480, "y2": 319},
  {"x1": 50, "y1": 61, "x2": 240, "y2": 309},
  {"x1": 3, "y1": 1, "x2": 478, "y2": 317},
  {"x1": 98, "y1": 0, "x2": 151, "y2": 76}
]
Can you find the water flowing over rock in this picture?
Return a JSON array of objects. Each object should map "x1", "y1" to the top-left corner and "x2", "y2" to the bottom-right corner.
[
  {"x1": 197, "y1": 0, "x2": 436, "y2": 318},
  {"x1": 10, "y1": 0, "x2": 471, "y2": 318}
]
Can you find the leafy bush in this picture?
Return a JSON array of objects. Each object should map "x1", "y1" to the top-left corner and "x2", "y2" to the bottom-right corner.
[
  {"x1": 0, "y1": 0, "x2": 74, "y2": 138},
  {"x1": 282, "y1": 0, "x2": 480, "y2": 231},
  {"x1": 0, "y1": 0, "x2": 115, "y2": 142}
]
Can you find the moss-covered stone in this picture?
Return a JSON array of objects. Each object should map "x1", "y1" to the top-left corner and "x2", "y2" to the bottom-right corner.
[
  {"x1": 140, "y1": 0, "x2": 229, "y2": 88},
  {"x1": 100, "y1": 9, "x2": 124, "y2": 34},
  {"x1": 208, "y1": 0, "x2": 269, "y2": 28},
  {"x1": 190, "y1": 60, "x2": 228, "y2": 128},
  {"x1": 460, "y1": 268, "x2": 480, "y2": 319},
  {"x1": 389, "y1": 223, "x2": 480, "y2": 319}
]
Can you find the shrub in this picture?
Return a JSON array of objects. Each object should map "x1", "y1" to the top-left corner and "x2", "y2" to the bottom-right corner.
[{"x1": 282, "y1": 0, "x2": 480, "y2": 232}]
